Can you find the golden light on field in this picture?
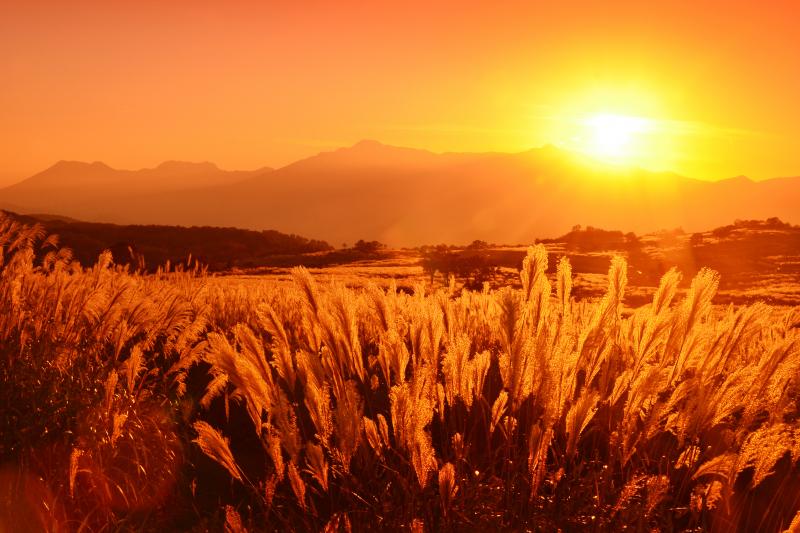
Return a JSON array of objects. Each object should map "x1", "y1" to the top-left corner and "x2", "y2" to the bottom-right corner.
[{"x1": 581, "y1": 113, "x2": 652, "y2": 161}]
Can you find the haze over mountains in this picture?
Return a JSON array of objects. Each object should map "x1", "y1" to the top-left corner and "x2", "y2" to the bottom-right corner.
[
  {"x1": 1, "y1": 141, "x2": 798, "y2": 246},
  {"x1": 0, "y1": 160, "x2": 270, "y2": 221}
]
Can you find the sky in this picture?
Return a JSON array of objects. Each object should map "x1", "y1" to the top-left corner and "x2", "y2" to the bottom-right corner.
[{"x1": 1, "y1": 0, "x2": 799, "y2": 184}]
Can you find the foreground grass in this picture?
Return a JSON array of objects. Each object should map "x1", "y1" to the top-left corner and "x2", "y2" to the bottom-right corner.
[{"x1": 1, "y1": 214, "x2": 800, "y2": 532}]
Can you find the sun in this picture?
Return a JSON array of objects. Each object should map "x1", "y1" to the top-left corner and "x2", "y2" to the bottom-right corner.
[{"x1": 582, "y1": 113, "x2": 652, "y2": 160}]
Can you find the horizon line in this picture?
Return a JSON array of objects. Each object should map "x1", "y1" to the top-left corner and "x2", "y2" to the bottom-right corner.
[{"x1": 1, "y1": 139, "x2": 795, "y2": 187}]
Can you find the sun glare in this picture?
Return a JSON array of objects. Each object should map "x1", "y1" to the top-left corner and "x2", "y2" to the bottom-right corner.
[{"x1": 583, "y1": 113, "x2": 652, "y2": 160}]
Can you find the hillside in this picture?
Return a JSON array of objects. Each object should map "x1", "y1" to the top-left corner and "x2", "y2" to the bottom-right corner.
[
  {"x1": 5, "y1": 211, "x2": 799, "y2": 305},
  {"x1": 3, "y1": 212, "x2": 331, "y2": 271},
  {"x1": 416, "y1": 218, "x2": 800, "y2": 305},
  {"x1": 2, "y1": 141, "x2": 800, "y2": 246}
]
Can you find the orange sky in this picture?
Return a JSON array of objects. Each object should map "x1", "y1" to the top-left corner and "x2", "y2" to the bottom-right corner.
[{"x1": 1, "y1": 0, "x2": 799, "y2": 184}]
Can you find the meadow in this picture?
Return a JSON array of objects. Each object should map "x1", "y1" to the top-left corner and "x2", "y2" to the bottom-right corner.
[{"x1": 2, "y1": 214, "x2": 800, "y2": 532}]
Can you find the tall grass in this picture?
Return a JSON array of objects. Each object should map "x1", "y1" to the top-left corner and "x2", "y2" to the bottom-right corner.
[{"x1": 1, "y1": 213, "x2": 799, "y2": 531}]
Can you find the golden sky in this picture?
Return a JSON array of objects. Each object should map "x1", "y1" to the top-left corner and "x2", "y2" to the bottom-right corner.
[{"x1": 1, "y1": 0, "x2": 799, "y2": 184}]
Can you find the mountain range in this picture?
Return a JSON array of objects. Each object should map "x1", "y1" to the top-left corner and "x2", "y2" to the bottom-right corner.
[{"x1": 1, "y1": 140, "x2": 798, "y2": 245}]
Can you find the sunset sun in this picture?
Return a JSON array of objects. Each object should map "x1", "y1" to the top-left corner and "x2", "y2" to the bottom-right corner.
[{"x1": 582, "y1": 113, "x2": 652, "y2": 160}]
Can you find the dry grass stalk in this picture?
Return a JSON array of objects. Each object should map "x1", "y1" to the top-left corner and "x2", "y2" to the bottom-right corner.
[{"x1": 192, "y1": 421, "x2": 243, "y2": 482}]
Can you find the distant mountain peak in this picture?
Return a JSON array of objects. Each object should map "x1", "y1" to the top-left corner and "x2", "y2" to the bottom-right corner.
[
  {"x1": 351, "y1": 139, "x2": 386, "y2": 149},
  {"x1": 527, "y1": 143, "x2": 572, "y2": 160},
  {"x1": 539, "y1": 143, "x2": 562, "y2": 153},
  {"x1": 155, "y1": 160, "x2": 220, "y2": 172},
  {"x1": 2, "y1": 158, "x2": 259, "y2": 197},
  {"x1": 722, "y1": 175, "x2": 753, "y2": 184},
  {"x1": 312, "y1": 139, "x2": 437, "y2": 165},
  {"x1": 50, "y1": 160, "x2": 111, "y2": 170}
]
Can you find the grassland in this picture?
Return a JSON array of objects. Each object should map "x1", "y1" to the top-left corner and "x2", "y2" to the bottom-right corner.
[
  {"x1": 234, "y1": 219, "x2": 800, "y2": 309},
  {"x1": 2, "y1": 214, "x2": 800, "y2": 532}
]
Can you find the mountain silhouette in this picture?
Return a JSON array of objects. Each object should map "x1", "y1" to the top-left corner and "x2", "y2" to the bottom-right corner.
[
  {"x1": 0, "y1": 160, "x2": 271, "y2": 222},
  {"x1": 1, "y1": 142, "x2": 798, "y2": 245}
]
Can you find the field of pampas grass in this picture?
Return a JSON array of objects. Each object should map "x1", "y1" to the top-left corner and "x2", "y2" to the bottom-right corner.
[{"x1": 2, "y1": 213, "x2": 800, "y2": 532}]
